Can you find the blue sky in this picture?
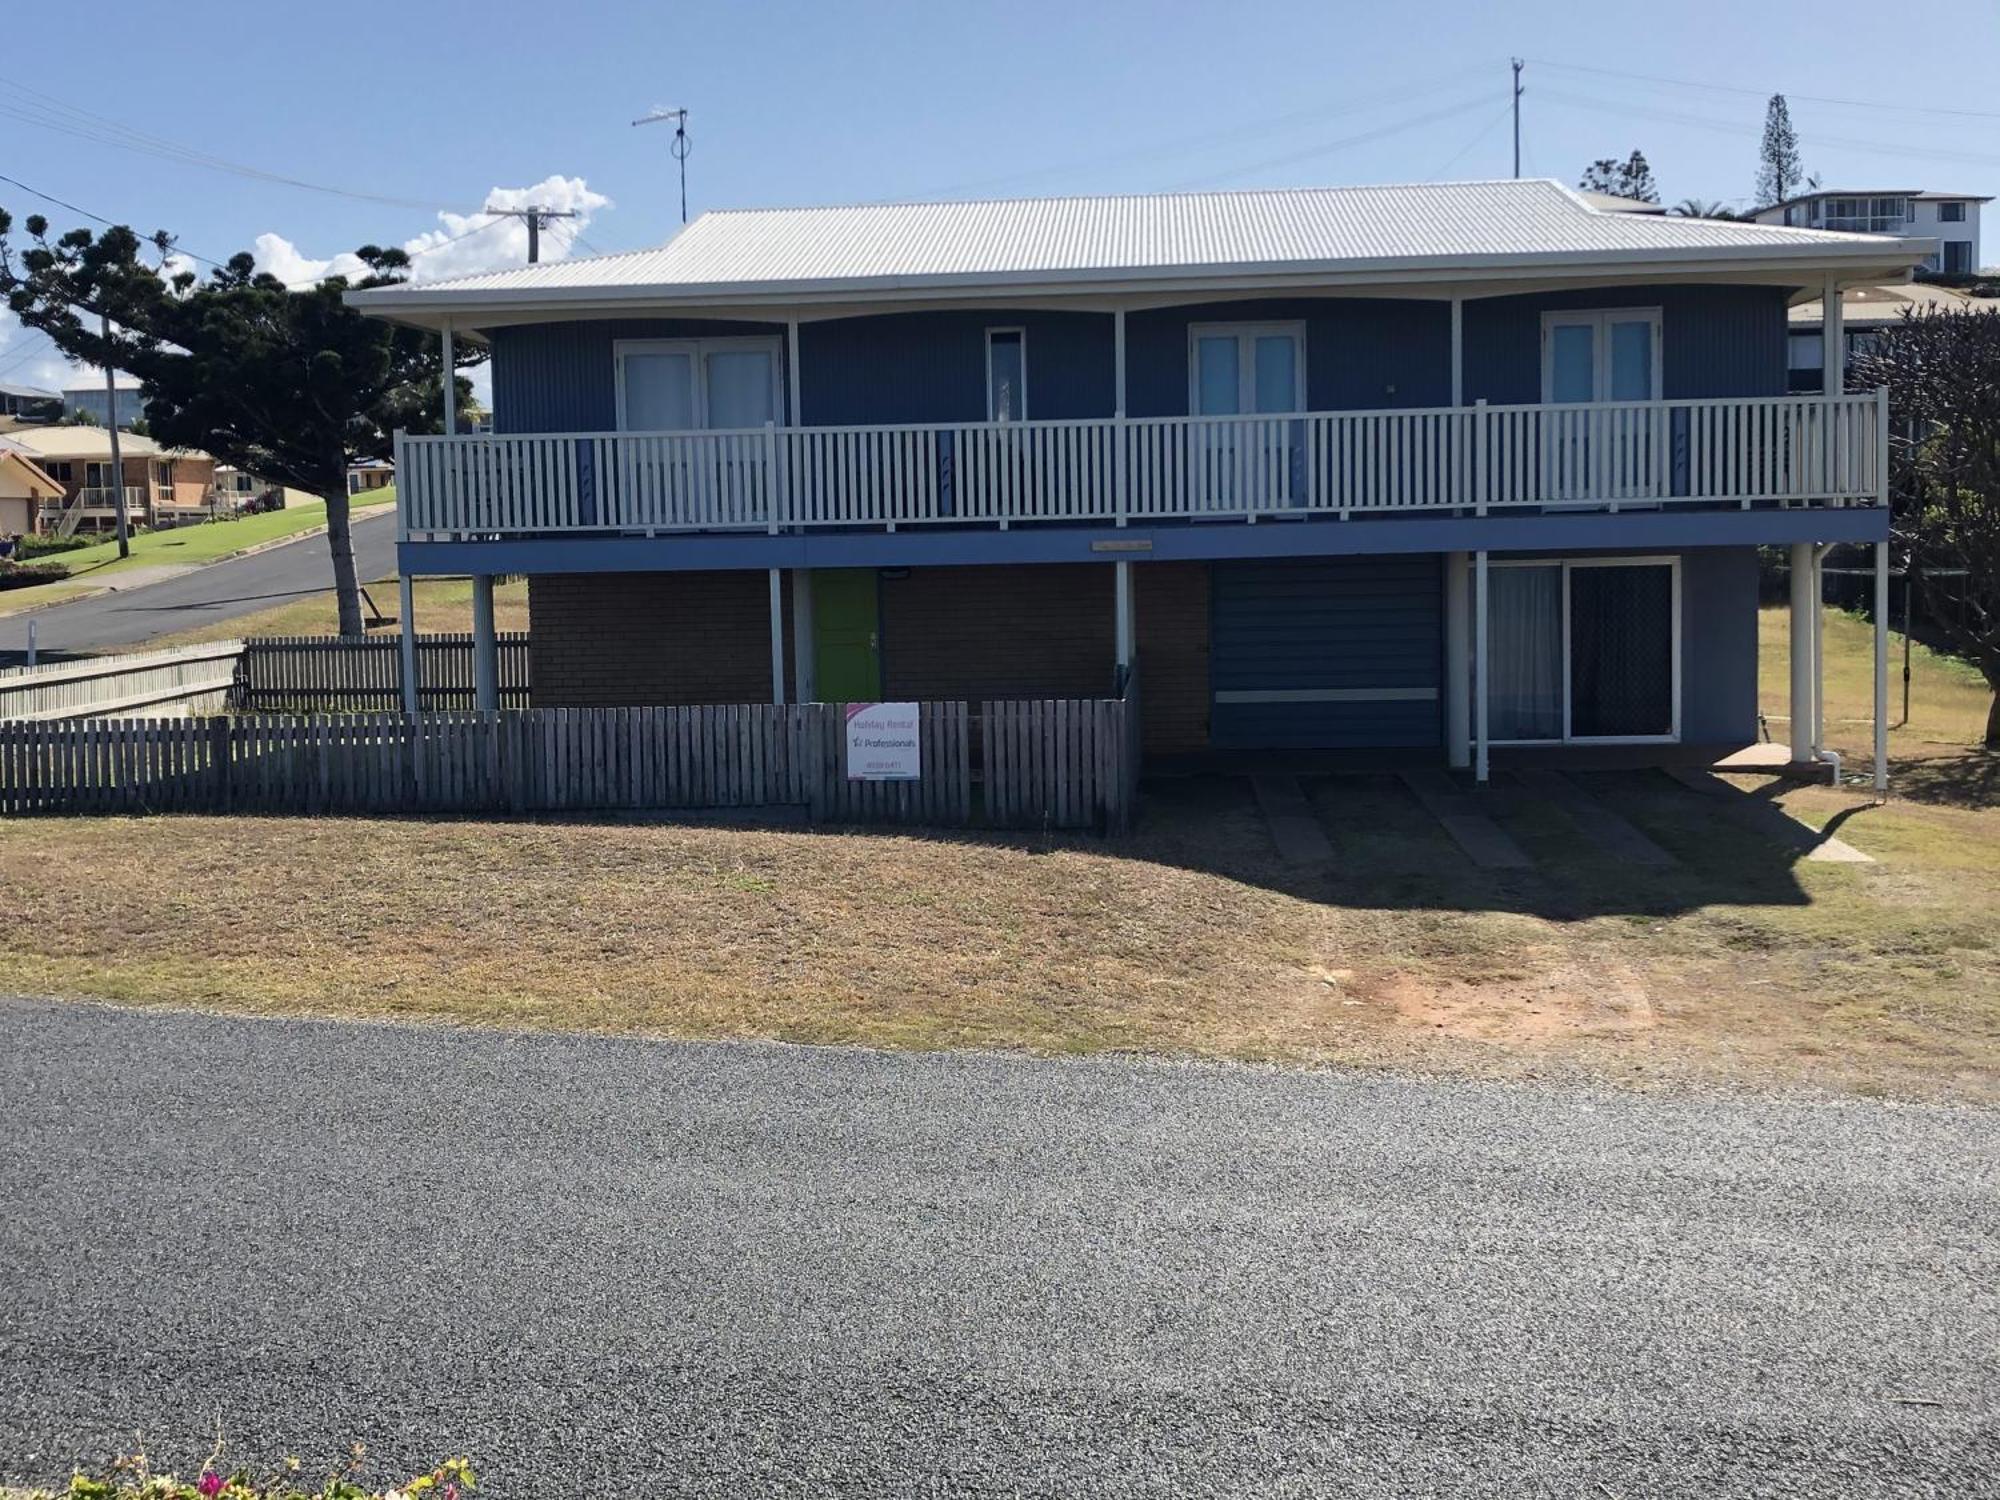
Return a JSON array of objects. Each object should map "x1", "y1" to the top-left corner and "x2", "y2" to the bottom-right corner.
[{"x1": 4, "y1": 0, "x2": 1999, "y2": 391}]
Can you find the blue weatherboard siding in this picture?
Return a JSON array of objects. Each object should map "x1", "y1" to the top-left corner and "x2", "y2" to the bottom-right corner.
[
  {"x1": 1675, "y1": 546, "x2": 1760, "y2": 743},
  {"x1": 798, "y1": 311, "x2": 1114, "y2": 424},
  {"x1": 489, "y1": 318, "x2": 788, "y2": 433},
  {"x1": 1210, "y1": 556, "x2": 1442, "y2": 749},
  {"x1": 1123, "y1": 298, "x2": 1453, "y2": 418},
  {"x1": 483, "y1": 284, "x2": 1792, "y2": 434},
  {"x1": 1460, "y1": 284, "x2": 1790, "y2": 404}
]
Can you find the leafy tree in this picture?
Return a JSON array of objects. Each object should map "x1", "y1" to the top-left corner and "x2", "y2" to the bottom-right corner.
[
  {"x1": 1578, "y1": 151, "x2": 1659, "y2": 204},
  {"x1": 1851, "y1": 306, "x2": 2000, "y2": 744},
  {"x1": 1671, "y1": 198, "x2": 1738, "y2": 220},
  {"x1": 0, "y1": 212, "x2": 475, "y2": 635},
  {"x1": 1756, "y1": 94, "x2": 1804, "y2": 207}
]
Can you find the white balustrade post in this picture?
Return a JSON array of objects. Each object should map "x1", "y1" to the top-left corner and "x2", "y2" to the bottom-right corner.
[
  {"x1": 1474, "y1": 399, "x2": 1489, "y2": 516},
  {"x1": 766, "y1": 419, "x2": 781, "y2": 535}
]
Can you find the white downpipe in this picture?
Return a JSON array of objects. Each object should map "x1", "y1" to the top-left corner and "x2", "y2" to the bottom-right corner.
[
  {"x1": 1444, "y1": 550, "x2": 1470, "y2": 768},
  {"x1": 1811, "y1": 542, "x2": 1841, "y2": 785},
  {"x1": 791, "y1": 568, "x2": 816, "y2": 704},
  {"x1": 1113, "y1": 560, "x2": 1134, "y2": 683},
  {"x1": 1473, "y1": 549, "x2": 1489, "y2": 783}
]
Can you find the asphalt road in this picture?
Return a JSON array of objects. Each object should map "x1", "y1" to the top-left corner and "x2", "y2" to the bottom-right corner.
[
  {"x1": 0, "y1": 508, "x2": 399, "y2": 665},
  {"x1": 1, "y1": 999, "x2": 1994, "y2": 1498}
]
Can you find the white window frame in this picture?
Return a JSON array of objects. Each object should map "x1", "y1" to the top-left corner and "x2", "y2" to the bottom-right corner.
[
  {"x1": 1187, "y1": 320, "x2": 1307, "y2": 415},
  {"x1": 1483, "y1": 555, "x2": 1681, "y2": 746},
  {"x1": 1938, "y1": 200, "x2": 1967, "y2": 223},
  {"x1": 1943, "y1": 240, "x2": 1975, "y2": 274},
  {"x1": 612, "y1": 335, "x2": 785, "y2": 432},
  {"x1": 1539, "y1": 308, "x2": 1664, "y2": 403},
  {"x1": 984, "y1": 326, "x2": 1027, "y2": 422}
]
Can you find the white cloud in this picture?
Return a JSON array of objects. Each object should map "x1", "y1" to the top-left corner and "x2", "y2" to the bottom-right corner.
[
  {"x1": 0, "y1": 310, "x2": 78, "y2": 397},
  {"x1": 253, "y1": 174, "x2": 613, "y2": 289}
]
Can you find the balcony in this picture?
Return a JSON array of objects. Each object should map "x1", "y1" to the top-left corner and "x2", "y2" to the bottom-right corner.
[{"x1": 396, "y1": 392, "x2": 1886, "y2": 542}]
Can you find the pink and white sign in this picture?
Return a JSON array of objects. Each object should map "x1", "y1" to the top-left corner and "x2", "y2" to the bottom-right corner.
[{"x1": 845, "y1": 702, "x2": 921, "y2": 781}]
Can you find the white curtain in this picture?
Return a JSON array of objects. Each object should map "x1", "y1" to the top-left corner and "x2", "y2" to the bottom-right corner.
[{"x1": 1489, "y1": 565, "x2": 1564, "y2": 740}]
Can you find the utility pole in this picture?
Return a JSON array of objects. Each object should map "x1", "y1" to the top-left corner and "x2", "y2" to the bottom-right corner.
[
  {"x1": 1511, "y1": 59, "x2": 1525, "y2": 179},
  {"x1": 481, "y1": 204, "x2": 579, "y2": 264},
  {"x1": 633, "y1": 107, "x2": 692, "y2": 224},
  {"x1": 100, "y1": 312, "x2": 129, "y2": 559}
]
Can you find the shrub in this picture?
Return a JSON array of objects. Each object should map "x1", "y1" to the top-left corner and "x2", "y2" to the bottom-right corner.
[
  {"x1": 15, "y1": 533, "x2": 94, "y2": 557},
  {"x1": 0, "y1": 559, "x2": 70, "y2": 591},
  {"x1": 26, "y1": 1447, "x2": 475, "y2": 1500}
]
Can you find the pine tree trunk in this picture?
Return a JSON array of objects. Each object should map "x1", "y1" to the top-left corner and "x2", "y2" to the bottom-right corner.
[
  {"x1": 1986, "y1": 687, "x2": 2000, "y2": 749},
  {"x1": 322, "y1": 488, "x2": 364, "y2": 638}
]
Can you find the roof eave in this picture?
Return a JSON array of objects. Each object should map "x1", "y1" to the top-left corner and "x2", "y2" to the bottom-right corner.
[{"x1": 345, "y1": 239, "x2": 1935, "y2": 330}]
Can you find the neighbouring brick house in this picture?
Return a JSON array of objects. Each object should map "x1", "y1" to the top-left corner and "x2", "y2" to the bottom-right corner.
[
  {"x1": 350, "y1": 177, "x2": 1925, "y2": 782},
  {"x1": 4, "y1": 425, "x2": 218, "y2": 533}
]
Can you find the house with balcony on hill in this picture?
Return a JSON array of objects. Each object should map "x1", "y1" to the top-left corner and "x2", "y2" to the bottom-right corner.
[{"x1": 347, "y1": 178, "x2": 1924, "y2": 785}]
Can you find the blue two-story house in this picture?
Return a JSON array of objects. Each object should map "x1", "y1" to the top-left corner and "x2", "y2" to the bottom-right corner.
[{"x1": 348, "y1": 179, "x2": 1923, "y2": 784}]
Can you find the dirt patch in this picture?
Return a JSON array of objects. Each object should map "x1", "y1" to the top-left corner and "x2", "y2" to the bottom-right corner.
[{"x1": 1366, "y1": 960, "x2": 1657, "y2": 1046}]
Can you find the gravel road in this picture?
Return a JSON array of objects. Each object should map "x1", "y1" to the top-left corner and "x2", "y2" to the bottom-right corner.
[{"x1": 1, "y1": 997, "x2": 1993, "y2": 1497}]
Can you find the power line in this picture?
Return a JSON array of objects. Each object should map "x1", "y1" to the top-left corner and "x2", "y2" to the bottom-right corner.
[
  {"x1": 1431, "y1": 97, "x2": 1518, "y2": 178},
  {"x1": 1172, "y1": 92, "x2": 1505, "y2": 190},
  {"x1": 1537, "y1": 87, "x2": 2000, "y2": 171},
  {"x1": 1527, "y1": 58, "x2": 2000, "y2": 125},
  {"x1": 0, "y1": 169, "x2": 227, "y2": 267},
  {"x1": 0, "y1": 75, "x2": 456, "y2": 211}
]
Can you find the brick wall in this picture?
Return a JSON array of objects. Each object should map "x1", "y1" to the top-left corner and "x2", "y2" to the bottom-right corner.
[
  {"x1": 528, "y1": 562, "x2": 1215, "y2": 755},
  {"x1": 528, "y1": 572, "x2": 789, "y2": 706}
]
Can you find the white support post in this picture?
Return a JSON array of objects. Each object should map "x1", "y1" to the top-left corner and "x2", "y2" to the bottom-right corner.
[
  {"x1": 1873, "y1": 539, "x2": 1890, "y2": 796},
  {"x1": 1114, "y1": 560, "x2": 1135, "y2": 686},
  {"x1": 399, "y1": 573, "x2": 419, "y2": 715},
  {"x1": 791, "y1": 568, "x2": 816, "y2": 703},
  {"x1": 1449, "y1": 296, "x2": 1464, "y2": 407},
  {"x1": 471, "y1": 573, "x2": 498, "y2": 713},
  {"x1": 1822, "y1": 276, "x2": 1845, "y2": 395},
  {"x1": 1811, "y1": 544, "x2": 1829, "y2": 758},
  {"x1": 1788, "y1": 541, "x2": 1815, "y2": 764},
  {"x1": 440, "y1": 318, "x2": 457, "y2": 437},
  {"x1": 768, "y1": 567, "x2": 787, "y2": 705},
  {"x1": 1444, "y1": 551, "x2": 1470, "y2": 768},
  {"x1": 1113, "y1": 307, "x2": 1127, "y2": 415},
  {"x1": 786, "y1": 320, "x2": 803, "y2": 426},
  {"x1": 1473, "y1": 549, "x2": 1489, "y2": 784}
]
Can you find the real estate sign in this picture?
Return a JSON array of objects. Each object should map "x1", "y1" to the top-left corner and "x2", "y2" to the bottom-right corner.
[{"x1": 845, "y1": 702, "x2": 921, "y2": 781}]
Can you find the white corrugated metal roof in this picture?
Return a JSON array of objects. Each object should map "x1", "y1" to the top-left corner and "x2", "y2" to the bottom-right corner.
[{"x1": 349, "y1": 178, "x2": 1932, "y2": 318}]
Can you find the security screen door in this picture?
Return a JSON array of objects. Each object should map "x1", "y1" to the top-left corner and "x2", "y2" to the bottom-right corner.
[{"x1": 1486, "y1": 559, "x2": 1677, "y2": 743}]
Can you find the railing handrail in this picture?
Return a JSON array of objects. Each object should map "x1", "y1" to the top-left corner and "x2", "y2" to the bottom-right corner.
[{"x1": 395, "y1": 390, "x2": 1886, "y2": 448}]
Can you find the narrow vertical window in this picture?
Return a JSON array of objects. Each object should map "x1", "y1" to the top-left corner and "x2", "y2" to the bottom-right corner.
[{"x1": 986, "y1": 328, "x2": 1026, "y2": 421}]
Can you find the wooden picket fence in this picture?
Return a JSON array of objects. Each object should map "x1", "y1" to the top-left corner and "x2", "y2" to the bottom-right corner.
[
  {"x1": 0, "y1": 698, "x2": 1136, "y2": 830},
  {"x1": 232, "y1": 633, "x2": 530, "y2": 712},
  {"x1": 0, "y1": 641, "x2": 241, "y2": 721}
]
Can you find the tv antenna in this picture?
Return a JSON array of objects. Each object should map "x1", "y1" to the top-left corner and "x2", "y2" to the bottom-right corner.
[{"x1": 633, "y1": 107, "x2": 692, "y2": 223}]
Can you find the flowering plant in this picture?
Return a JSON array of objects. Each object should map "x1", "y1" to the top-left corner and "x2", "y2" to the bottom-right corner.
[{"x1": 31, "y1": 1443, "x2": 476, "y2": 1500}]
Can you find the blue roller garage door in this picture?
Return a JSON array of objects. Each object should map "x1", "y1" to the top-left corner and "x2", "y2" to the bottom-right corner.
[{"x1": 1210, "y1": 557, "x2": 1442, "y2": 749}]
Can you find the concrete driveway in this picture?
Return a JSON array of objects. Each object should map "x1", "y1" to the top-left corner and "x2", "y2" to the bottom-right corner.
[
  {"x1": 0, "y1": 507, "x2": 399, "y2": 665},
  {"x1": 0, "y1": 997, "x2": 1993, "y2": 1497}
]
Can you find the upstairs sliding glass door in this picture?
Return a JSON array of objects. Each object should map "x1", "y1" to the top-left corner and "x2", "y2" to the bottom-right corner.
[{"x1": 1486, "y1": 558, "x2": 1679, "y2": 744}]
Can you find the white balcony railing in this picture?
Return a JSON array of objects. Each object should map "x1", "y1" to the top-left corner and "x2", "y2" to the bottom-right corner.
[{"x1": 396, "y1": 391, "x2": 1887, "y2": 541}]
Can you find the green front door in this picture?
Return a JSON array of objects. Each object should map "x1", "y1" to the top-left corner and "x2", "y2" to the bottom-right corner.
[{"x1": 812, "y1": 569, "x2": 881, "y2": 702}]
